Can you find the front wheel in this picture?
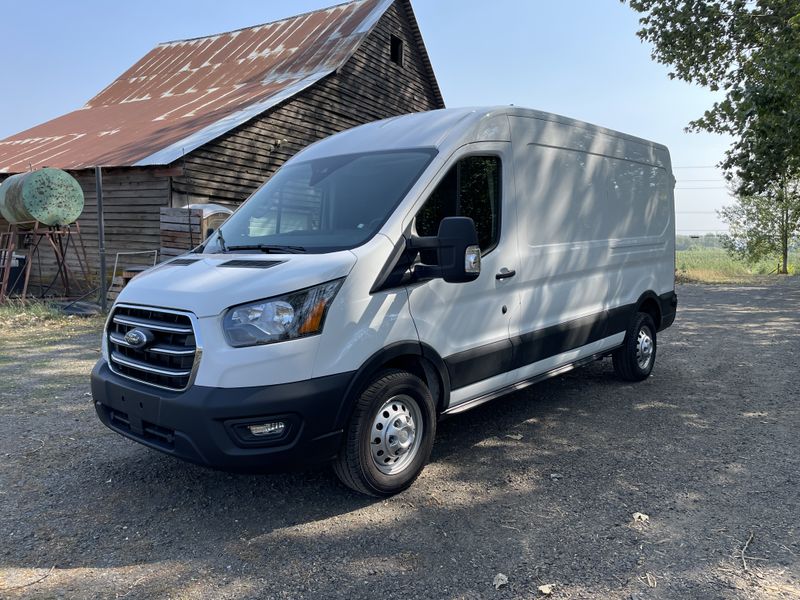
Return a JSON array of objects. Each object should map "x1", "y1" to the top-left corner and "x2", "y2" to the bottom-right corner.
[
  {"x1": 612, "y1": 312, "x2": 657, "y2": 381},
  {"x1": 333, "y1": 369, "x2": 436, "y2": 496}
]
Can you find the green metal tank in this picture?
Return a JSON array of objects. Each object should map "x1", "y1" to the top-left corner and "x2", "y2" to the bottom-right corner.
[{"x1": 0, "y1": 168, "x2": 84, "y2": 227}]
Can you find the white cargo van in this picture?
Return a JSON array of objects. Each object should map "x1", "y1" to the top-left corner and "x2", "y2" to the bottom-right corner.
[{"x1": 92, "y1": 107, "x2": 677, "y2": 496}]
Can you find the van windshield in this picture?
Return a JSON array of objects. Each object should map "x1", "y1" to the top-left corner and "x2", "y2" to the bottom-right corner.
[{"x1": 206, "y1": 149, "x2": 437, "y2": 254}]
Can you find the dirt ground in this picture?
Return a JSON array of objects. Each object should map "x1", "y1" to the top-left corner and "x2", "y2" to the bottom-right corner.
[{"x1": 1, "y1": 279, "x2": 798, "y2": 600}]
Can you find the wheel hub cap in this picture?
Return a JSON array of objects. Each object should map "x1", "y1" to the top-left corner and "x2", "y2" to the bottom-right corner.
[
  {"x1": 636, "y1": 327, "x2": 653, "y2": 369},
  {"x1": 370, "y1": 395, "x2": 422, "y2": 475}
]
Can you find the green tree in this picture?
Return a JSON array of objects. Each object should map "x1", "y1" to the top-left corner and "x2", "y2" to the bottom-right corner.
[
  {"x1": 624, "y1": 0, "x2": 800, "y2": 196},
  {"x1": 719, "y1": 180, "x2": 800, "y2": 273}
]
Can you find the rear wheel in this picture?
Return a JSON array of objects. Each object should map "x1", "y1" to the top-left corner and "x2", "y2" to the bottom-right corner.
[
  {"x1": 613, "y1": 312, "x2": 657, "y2": 381},
  {"x1": 333, "y1": 369, "x2": 436, "y2": 496}
]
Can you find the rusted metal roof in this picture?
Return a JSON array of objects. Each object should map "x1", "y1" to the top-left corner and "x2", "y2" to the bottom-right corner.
[{"x1": 0, "y1": 0, "x2": 439, "y2": 174}]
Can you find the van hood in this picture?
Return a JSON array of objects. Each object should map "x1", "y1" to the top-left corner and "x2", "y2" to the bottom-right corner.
[{"x1": 116, "y1": 252, "x2": 358, "y2": 318}]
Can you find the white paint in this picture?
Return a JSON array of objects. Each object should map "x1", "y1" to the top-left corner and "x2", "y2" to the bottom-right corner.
[
  {"x1": 117, "y1": 107, "x2": 675, "y2": 405},
  {"x1": 119, "y1": 94, "x2": 152, "y2": 104}
]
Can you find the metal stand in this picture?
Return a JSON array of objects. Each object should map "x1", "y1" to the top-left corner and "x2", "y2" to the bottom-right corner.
[{"x1": 0, "y1": 221, "x2": 92, "y2": 303}]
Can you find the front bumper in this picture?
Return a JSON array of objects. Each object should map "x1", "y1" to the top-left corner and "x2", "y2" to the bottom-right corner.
[{"x1": 91, "y1": 360, "x2": 354, "y2": 471}]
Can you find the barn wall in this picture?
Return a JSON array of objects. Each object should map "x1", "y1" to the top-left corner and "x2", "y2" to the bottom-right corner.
[
  {"x1": 2, "y1": 0, "x2": 443, "y2": 298},
  {"x1": 171, "y1": 0, "x2": 443, "y2": 207},
  {"x1": 1, "y1": 168, "x2": 170, "y2": 296}
]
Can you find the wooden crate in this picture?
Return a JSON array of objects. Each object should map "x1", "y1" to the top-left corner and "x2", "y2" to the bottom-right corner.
[{"x1": 160, "y1": 208, "x2": 203, "y2": 256}]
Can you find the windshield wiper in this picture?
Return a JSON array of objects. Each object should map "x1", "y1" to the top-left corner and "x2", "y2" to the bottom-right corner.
[
  {"x1": 216, "y1": 228, "x2": 228, "y2": 252},
  {"x1": 225, "y1": 244, "x2": 307, "y2": 254},
  {"x1": 194, "y1": 228, "x2": 226, "y2": 254}
]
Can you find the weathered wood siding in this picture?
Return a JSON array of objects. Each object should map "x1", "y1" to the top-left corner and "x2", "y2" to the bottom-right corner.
[
  {"x1": 160, "y1": 207, "x2": 204, "y2": 258},
  {"x1": 1, "y1": 169, "x2": 169, "y2": 295},
  {"x1": 2, "y1": 0, "x2": 442, "y2": 296},
  {"x1": 171, "y1": 0, "x2": 443, "y2": 207}
]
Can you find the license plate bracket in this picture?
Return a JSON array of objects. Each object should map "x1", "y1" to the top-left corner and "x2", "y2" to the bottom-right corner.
[{"x1": 108, "y1": 390, "x2": 160, "y2": 436}]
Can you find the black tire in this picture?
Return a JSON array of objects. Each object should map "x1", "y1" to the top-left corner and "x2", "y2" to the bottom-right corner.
[
  {"x1": 333, "y1": 369, "x2": 436, "y2": 497},
  {"x1": 612, "y1": 312, "x2": 657, "y2": 382}
]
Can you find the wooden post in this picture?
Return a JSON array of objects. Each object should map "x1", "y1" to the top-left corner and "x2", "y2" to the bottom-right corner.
[
  {"x1": 95, "y1": 166, "x2": 107, "y2": 312},
  {"x1": 0, "y1": 226, "x2": 16, "y2": 302}
]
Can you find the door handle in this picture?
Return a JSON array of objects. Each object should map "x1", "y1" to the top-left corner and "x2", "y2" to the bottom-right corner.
[{"x1": 495, "y1": 269, "x2": 516, "y2": 280}]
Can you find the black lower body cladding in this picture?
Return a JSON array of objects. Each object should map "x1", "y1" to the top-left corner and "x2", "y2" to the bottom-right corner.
[
  {"x1": 93, "y1": 291, "x2": 679, "y2": 471},
  {"x1": 659, "y1": 290, "x2": 678, "y2": 330},
  {"x1": 444, "y1": 292, "x2": 678, "y2": 390},
  {"x1": 91, "y1": 361, "x2": 354, "y2": 471}
]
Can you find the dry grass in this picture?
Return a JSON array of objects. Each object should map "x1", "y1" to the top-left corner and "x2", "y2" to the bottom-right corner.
[
  {"x1": 675, "y1": 268, "x2": 763, "y2": 285},
  {"x1": 0, "y1": 300, "x2": 104, "y2": 345},
  {"x1": 676, "y1": 249, "x2": 798, "y2": 284}
]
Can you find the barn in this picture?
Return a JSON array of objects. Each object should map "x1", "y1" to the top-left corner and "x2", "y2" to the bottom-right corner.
[{"x1": 0, "y1": 0, "x2": 443, "y2": 289}]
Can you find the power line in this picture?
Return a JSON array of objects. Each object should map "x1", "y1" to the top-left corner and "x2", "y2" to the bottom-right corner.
[
  {"x1": 672, "y1": 165, "x2": 720, "y2": 169},
  {"x1": 675, "y1": 186, "x2": 729, "y2": 190},
  {"x1": 677, "y1": 179, "x2": 725, "y2": 182}
]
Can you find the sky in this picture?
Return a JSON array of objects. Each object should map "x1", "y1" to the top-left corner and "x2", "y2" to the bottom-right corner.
[{"x1": 0, "y1": 0, "x2": 733, "y2": 234}]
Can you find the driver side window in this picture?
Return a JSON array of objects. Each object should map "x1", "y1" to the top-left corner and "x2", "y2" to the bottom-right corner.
[{"x1": 415, "y1": 155, "x2": 501, "y2": 254}]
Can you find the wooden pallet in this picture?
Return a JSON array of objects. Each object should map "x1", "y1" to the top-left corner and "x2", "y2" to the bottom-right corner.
[
  {"x1": 160, "y1": 208, "x2": 203, "y2": 257},
  {"x1": 107, "y1": 266, "x2": 149, "y2": 302}
]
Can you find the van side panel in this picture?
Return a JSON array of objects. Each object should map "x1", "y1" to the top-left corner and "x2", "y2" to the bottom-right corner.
[
  {"x1": 604, "y1": 150, "x2": 676, "y2": 311},
  {"x1": 505, "y1": 116, "x2": 674, "y2": 386},
  {"x1": 508, "y1": 117, "x2": 613, "y2": 337}
]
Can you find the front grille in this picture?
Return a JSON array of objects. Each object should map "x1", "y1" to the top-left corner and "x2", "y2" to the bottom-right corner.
[{"x1": 107, "y1": 305, "x2": 198, "y2": 391}]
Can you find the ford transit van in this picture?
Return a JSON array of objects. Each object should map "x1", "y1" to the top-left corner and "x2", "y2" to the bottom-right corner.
[{"x1": 91, "y1": 107, "x2": 677, "y2": 496}]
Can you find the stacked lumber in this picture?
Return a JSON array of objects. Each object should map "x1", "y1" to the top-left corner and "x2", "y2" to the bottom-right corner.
[
  {"x1": 160, "y1": 208, "x2": 203, "y2": 258},
  {"x1": 107, "y1": 266, "x2": 149, "y2": 303}
]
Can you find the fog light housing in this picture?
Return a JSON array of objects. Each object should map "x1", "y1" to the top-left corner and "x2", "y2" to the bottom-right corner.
[
  {"x1": 248, "y1": 421, "x2": 285, "y2": 437},
  {"x1": 226, "y1": 414, "x2": 297, "y2": 447}
]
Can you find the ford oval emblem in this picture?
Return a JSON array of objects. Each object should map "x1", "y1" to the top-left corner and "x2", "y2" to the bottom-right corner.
[{"x1": 124, "y1": 328, "x2": 150, "y2": 349}]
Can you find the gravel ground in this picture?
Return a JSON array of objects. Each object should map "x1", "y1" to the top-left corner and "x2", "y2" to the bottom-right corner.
[{"x1": 1, "y1": 280, "x2": 798, "y2": 600}]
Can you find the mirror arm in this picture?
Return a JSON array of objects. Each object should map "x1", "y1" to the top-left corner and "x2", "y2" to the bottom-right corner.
[
  {"x1": 407, "y1": 235, "x2": 440, "y2": 250},
  {"x1": 412, "y1": 264, "x2": 442, "y2": 281},
  {"x1": 406, "y1": 235, "x2": 440, "y2": 283}
]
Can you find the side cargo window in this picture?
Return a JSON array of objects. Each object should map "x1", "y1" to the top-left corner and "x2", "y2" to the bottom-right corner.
[{"x1": 415, "y1": 155, "x2": 501, "y2": 256}]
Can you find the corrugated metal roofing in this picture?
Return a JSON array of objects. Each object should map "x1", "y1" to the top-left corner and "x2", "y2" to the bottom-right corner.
[{"x1": 0, "y1": 0, "x2": 429, "y2": 174}]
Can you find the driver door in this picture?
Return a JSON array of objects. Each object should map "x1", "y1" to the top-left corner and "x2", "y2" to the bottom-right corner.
[{"x1": 404, "y1": 143, "x2": 519, "y2": 407}]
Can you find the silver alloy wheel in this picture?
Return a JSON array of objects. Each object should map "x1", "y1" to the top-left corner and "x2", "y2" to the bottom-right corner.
[
  {"x1": 370, "y1": 394, "x2": 422, "y2": 475},
  {"x1": 636, "y1": 326, "x2": 654, "y2": 370}
]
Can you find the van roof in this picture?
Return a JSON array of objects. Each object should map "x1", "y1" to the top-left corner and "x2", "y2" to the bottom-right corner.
[{"x1": 296, "y1": 106, "x2": 670, "y2": 162}]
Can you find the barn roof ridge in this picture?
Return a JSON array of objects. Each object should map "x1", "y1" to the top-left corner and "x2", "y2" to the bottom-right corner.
[{"x1": 157, "y1": 0, "x2": 370, "y2": 46}]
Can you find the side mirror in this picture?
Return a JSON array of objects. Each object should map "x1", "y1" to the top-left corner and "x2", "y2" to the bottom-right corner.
[
  {"x1": 437, "y1": 217, "x2": 481, "y2": 282},
  {"x1": 410, "y1": 216, "x2": 481, "y2": 283}
]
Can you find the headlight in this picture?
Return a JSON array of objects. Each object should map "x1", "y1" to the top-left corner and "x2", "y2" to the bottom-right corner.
[{"x1": 223, "y1": 279, "x2": 343, "y2": 347}]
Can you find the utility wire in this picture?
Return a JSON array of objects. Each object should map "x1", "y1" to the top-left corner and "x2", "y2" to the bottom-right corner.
[{"x1": 676, "y1": 229, "x2": 729, "y2": 232}]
